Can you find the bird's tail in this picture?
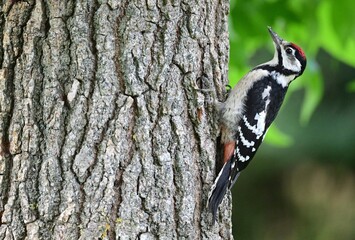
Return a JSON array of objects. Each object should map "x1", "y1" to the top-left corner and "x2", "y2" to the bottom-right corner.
[{"x1": 207, "y1": 159, "x2": 240, "y2": 223}]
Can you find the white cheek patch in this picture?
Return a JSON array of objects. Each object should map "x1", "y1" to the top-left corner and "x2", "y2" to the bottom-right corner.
[{"x1": 281, "y1": 50, "x2": 301, "y2": 73}]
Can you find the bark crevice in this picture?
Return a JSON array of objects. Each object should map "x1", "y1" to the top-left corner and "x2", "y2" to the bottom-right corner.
[{"x1": 0, "y1": 0, "x2": 232, "y2": 239}]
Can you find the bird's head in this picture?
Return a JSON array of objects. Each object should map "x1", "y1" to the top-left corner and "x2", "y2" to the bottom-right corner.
[{"x1": 268, "y1": 27, "x2": 307, "y2": 77}]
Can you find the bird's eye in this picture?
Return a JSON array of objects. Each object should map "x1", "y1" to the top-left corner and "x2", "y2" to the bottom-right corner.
[{"x1": 286, "y1": 47, "x2": 293, "y2": 54}]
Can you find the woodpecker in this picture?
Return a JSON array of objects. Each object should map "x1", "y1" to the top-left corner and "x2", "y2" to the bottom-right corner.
[{"x1": 208, "y1": 27, "x2": 306, "y2": 222}]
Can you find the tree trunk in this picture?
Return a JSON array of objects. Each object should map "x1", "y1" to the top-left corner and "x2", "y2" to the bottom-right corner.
[{"x1": 0, "y1": 0, "x2": 231, "y2": 239}]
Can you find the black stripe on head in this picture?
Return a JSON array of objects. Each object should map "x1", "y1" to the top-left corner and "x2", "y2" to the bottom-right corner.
[
  {"x1": 254, "y1": 64, "x2": 299, "y2": 76},
  {"x1": 277, "y1": 47, "x2": 283, "y2": 67}
]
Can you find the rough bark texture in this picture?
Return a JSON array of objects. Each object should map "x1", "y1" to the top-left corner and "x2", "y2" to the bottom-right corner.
[{"x1": 0, "y1": 0, "x2": 231, "y2": 239}]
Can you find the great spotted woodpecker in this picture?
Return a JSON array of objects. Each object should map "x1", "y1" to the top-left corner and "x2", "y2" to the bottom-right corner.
[{"x1": 208, "y1": 27, "x2": 306, "y2": 222}]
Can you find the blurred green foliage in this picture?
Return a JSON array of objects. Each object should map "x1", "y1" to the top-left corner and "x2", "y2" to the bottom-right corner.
[
  {"x1": 229, "y1": 0, "x2": 355, "y2": 239},
  {"x1": 229, "y1": 0, "x2": 355, "y2": 145}
]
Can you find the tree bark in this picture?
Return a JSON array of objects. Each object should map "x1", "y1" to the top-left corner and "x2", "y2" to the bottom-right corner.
[{"x1": 0, "y1": 0, "x2": 231, "y2": 239}]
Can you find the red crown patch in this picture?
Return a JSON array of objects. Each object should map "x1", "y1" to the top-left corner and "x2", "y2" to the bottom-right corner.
[{"x1": 291, "y1": 43, "x2": 306, "y2": 59}]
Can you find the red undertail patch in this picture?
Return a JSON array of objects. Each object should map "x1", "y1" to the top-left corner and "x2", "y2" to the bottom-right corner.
[{"x1": 223, "y1": 141, "x2": 235, "y2": 164}]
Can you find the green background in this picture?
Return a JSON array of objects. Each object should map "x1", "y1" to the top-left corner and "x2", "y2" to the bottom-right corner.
[{"x1": 229, "y1": 0, "x2": 355, "y2": 239}]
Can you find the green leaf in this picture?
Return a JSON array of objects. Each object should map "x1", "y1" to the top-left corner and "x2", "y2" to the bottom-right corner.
[
  {"x1": 264, "y1": 125, "x2": 293, "y2": 147},
  {"x1": 299, "y1": 61, "x2": 323, "y2": 125},
  {"x1": 346, "y1": 80, "x2": 355, "y2": 92},
  {"x1": 317, "y1": 0, "x2": 355, "y2": 67},
  {"x1": 228, "y1": 65, "x2": 249, "y2": 87}
]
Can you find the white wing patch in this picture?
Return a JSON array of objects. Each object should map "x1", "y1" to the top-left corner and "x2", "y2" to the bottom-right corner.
[
  {"x1": 262, "y1": 85, "x2": 272, "y2": 99},
  {"x1": 243, "y1": 116, "x2": 262, "y2": 137},
  {"x1": 253, "y1": 111, "x2": 267, "y2": 139},
  {"x1": 236, "y1": 146, "x2": 250, "y2": 162},
  {"x1": 242, "y1": 85, "x2": 271, "y2": 140},
  {"x1": 237, "y1": 84, "x2": 272, "y2": 162},
  {"x1": 238, "y1": 126, "x2": 255, "y2": 148}
]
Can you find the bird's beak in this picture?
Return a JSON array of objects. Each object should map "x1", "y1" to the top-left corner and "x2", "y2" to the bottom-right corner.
[{"x1": 267, "y1": 27, "x2": 283, "y2": 49}]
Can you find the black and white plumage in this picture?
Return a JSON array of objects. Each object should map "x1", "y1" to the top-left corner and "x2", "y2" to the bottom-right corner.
[{"x1": 208, "y1": 27, "x2": 307, "y2": 222}]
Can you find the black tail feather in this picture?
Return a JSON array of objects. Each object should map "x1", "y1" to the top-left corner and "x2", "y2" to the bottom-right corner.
[{"x1": 207, "y1": 160, "x2": 232, "y2": 223}]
